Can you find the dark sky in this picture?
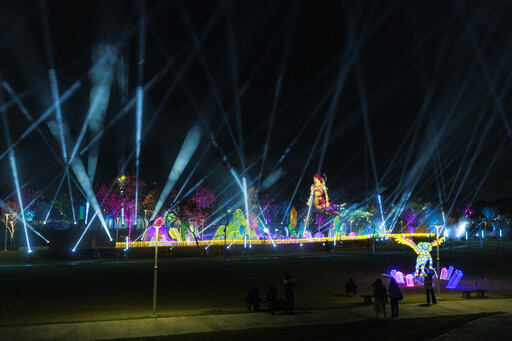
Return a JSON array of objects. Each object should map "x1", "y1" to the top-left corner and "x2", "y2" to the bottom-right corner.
[{"x1": 1, "y1": 0, "x2": 512, "y2": 213}]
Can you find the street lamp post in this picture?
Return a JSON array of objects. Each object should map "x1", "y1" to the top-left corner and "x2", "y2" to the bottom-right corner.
[
  {"x1": 144, "y1": 210, "x2": 148, "y2": 226},
  {"x1": 481, "y1": 220, "x2": 486, "y2": 248},
  {"x1": 116, "y1": 217, "x2": 120, "y2": 244},
  {"x1": 372, "y1": 224, "x2": 376, "y2": 255},
  {"x1": 152, "y1": 225, "x2": 159, "y2": 317},
  {"x1": 224, "y1": 209, "x2": 230, "y2": 266},
  {"x1": 435, "y1": 224, "x2": 442, "y2": 298},
  {"x1": 4, "y1": 214, "x2": 9, "y2": 251}
]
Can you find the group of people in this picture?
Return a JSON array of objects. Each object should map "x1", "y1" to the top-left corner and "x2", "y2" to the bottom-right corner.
[
  {"x1": 246, "y1": 271, "x2": 438, "y2": 318},
  {"x1": 371, "y1": 278, "x2": 403, "y2": 318},
  {"x1": 371, "y1": 271, "x2": 437, "y2": 318},
  {"x1": 245, "y1": 272, "x2": 296, "y2": 315}
]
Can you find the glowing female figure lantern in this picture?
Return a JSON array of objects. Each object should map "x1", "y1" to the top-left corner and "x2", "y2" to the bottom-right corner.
[
  {"x1": 395, "y1": 236, "x2": 444, "y2": 276},
  {"x1": 306, "y1": 174, "x2": 330, "y2": 211}
]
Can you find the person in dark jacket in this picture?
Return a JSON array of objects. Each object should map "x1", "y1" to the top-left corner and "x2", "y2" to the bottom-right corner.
[
  {"x1": 372, "y1": 278, "x2": 387, "y2": 318},
  {"x1": 424, "y1": 273, "x2": 437, "y2": 304},
  {"x1": 345, "y1": 278, "x2": 358, "y2": 296},
  {"x1": 245, "y1": 287, "x2": 261, "y2": 312},
  {"x1": 388, "y1": 277, "x2": 403, "y2": 317},
  {"x1": 283, "y1": 272, "x2": 296, "y2": 314},
  {"x1": 265, "y1": 285, "x2": 278, "y2": 315}
]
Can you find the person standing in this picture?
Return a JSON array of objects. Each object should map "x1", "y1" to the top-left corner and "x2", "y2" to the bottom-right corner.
[
  {"x1": 283, "y1": 272, "x2": 296, "y2": 314},
  {"x1": 245, "y1": 287, "x2": 261, "y2": 312},
  {"x1": 266, "y1": 285, "x2": 278, "y2": 315},
  {"x1": 372, "y1": 278, "x2": 387, "y2": 318},
  {"x1": 388, "y1": 277, "x2": 403, "y2": 317},
  {"x1": 424, "y1": 273, "x2": 437, "y2": 304},
  {"x1": 345, "y1": 278, "x2": 358, "y2": 296}
]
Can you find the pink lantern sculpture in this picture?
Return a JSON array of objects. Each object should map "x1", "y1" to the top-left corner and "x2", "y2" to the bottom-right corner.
[
  {"x1": 395, "y1": 271, "x2": 405, "y2": 284},
  {"x1": 390, "y1": 269, "x2": 405, "y2": 284},
  {"x1": 440, "y1": 267, "x2": 448, "y2": 280},
  {"x1": 406, "y1": 274, "x2": 414, "y2": 287}
]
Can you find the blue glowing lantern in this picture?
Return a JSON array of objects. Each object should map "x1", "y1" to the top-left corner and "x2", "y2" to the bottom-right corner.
[{"x1": 446, "y1": 270, "x2": 463, "y2": 289}]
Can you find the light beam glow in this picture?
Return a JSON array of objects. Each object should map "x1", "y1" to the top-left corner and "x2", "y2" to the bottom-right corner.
[{"x1": 151, "y1": 126, "x2": 202, "y2": 221}]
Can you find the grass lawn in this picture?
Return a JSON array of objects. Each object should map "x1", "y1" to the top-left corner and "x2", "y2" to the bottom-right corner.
[{"x1": 0, "y1": 241, "x2": 511, "y2": 327}]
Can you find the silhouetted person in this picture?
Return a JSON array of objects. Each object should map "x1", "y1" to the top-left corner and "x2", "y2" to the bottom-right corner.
[
  {"x1": 388, "y1": 277, "x2": 403, "y2": 317},
  {"x1": 372, "y1": 278, "x2": 387, "y2": 318},
  {"x1": 424, "y1": 273, "x2": 437, "y2": 304},
  {"x1": 345, "y1": 278, "x2": 358, "y2": 296},
  {"x1": 283, "y1": 272, "x2": 296, "y2": 313},
  {"x1": 266, "y1": 285, "x2": 278, "y2": 315},
  {"x1": 245, "y1": 287, "x2": 261, "y2": 312}
]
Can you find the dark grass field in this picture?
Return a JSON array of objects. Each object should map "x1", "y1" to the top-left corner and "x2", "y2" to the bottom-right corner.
[{"x1": 0, "y1": 241, "x2": 511, "y2": 327}]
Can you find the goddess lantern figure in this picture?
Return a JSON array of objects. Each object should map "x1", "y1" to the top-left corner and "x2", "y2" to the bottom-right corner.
[{"x1": 306, "y1": 174, "x2": 330, "y2": 211}]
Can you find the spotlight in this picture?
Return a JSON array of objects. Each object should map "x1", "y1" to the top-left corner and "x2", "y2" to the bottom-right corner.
[{"x1": 150, "y1": 126, "x2": 201, "y2": 221}]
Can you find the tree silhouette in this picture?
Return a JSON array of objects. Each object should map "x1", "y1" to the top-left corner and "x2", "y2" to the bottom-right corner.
[{"x1": 0, "y1": 188, "x2": 38, "y2": 249}]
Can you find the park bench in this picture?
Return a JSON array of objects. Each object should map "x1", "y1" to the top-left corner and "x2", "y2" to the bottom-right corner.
[
  {"x1": 261, "y1": 298, "x2": 290, "y2": 313},
  {"x1": 461, "y1": 289, "x2": 488, "y2": 298},
  {"x1": 361, "y1": 294, "x2": 373, "y2": 304}
]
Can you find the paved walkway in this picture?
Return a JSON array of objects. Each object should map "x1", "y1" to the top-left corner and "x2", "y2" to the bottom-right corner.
[{"x1": 1, "y1": 298, "x2": 511, "y2": 340}]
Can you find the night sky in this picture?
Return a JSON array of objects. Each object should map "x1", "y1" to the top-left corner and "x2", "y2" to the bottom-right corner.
[{"x1": 1, "y1": 0, "x2": 512, "y2": 213}]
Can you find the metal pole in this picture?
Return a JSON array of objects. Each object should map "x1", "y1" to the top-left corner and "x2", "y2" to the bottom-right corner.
[
  {"x1": 223, "y1": 210, "x2": 229, "y2": 265},
  {"x1": 481, "y1": 221, "x2": 485, "y2": 248},
  {"x1": 152, "y1": 226, "x2": 159, "y2": 317},
  {"x1": 372, "y1": 225, "x2": 375, "y2": 255},
  {"x1": 125, "y1": 236, "x2": 129, "y2": 263},
  {"x1": 4, "y1": 214, "x2": 8, "y2": 251},
  {"x1": 436, "y1": 225, "x2": 441, "y2": 298}
]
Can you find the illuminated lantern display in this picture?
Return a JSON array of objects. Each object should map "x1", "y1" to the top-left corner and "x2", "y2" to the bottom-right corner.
[
  {"x1": 306, "y1": 174, "x2": 330, "y2": 211},
  {"x1": 446, "y1": 269, "x2": 463, "y2": 289},
  {"x1": 290, "y1": 206, "x2": 297, "y2": 230},
  {"x1": 145, "y1": 216, "x2": 173, "y2": 244},
  {"x1": 395, "y1": 236, "x2": 444, "y2": 276},
  {"x1": 390, "y1": 269, "x2": 405, "y2": 284},
  {"x1": 440, "y1": 267, "x2": 448, "y2": 280},
  {"x1": 406, "y1": 274, "x2": 414, "y2": 287},
  {"x1": 168, "y1": 228, "x2": 181, "y2": 241},
  {"x1": 447, "y1": 266, "x2": 454, "y2": 281},
  {"x1": 395, "y1": 271, "x2": 405, "y2": 284}
]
